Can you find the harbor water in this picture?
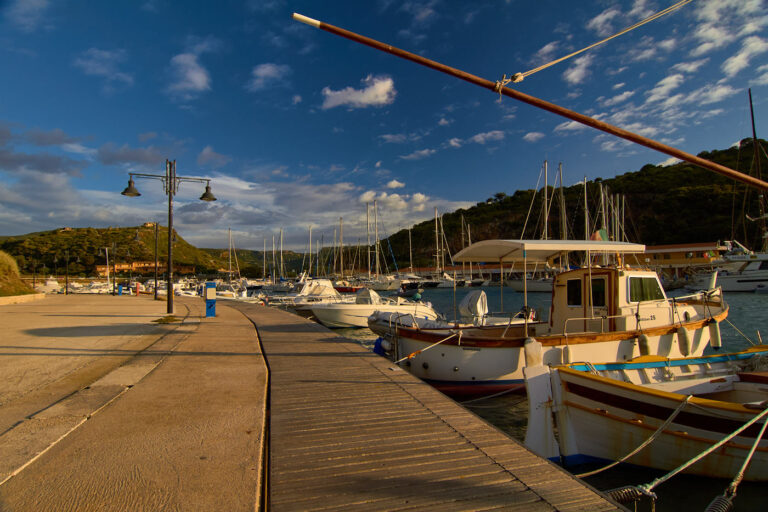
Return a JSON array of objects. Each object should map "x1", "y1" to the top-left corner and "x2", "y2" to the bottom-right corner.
[{"x1": 336, "y1": 285, "x2": 767, "y2": 511}]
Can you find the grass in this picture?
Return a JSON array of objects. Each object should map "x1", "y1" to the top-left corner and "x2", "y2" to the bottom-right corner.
[
  {"x1": 0, "y1": 251, "x2": 36, "y2": 297},
  {"x1": 152, "y1": 315, "x2": 181, "y2": 324}
]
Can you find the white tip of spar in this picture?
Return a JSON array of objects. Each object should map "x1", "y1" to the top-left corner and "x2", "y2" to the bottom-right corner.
[{"x1": 292, "y1": 13, "x2": 321, "y2": 28}]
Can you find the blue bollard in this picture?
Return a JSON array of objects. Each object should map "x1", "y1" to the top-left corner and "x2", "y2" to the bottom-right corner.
[{"x1": 204, "y1": 282, "x2": 216, "y2": 318}]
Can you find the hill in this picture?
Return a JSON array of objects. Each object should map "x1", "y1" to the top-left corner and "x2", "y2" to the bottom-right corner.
[
  {"x1": 383, "y1": 139, "x2": 768, "y2": 268},
  {"x1": 0, "y1": 250, "x2": 35, "y2": 296}
]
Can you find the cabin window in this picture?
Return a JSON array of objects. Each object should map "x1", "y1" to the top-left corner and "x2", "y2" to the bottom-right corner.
[
  {"x1": 591, "y1": 278, "x2": 606, "y2": 307},
  {"x1": 759, "y1": 261, "x2": 768, "y2": 270},
  {"x1": 629, "y1": 277, "x2": 664, "y2": 302},
  {"x1": 567, "y1": 279, "x2": 581, "y2": 306}
]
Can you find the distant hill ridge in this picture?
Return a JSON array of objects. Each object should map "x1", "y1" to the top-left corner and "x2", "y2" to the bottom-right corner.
[{"x1": 1, "y1": 139, "x2": 766, "y2": 275}]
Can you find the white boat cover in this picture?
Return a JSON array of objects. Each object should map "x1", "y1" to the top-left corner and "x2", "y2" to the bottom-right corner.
[
  {"x1": 454, "y1": 239, "x2": 645, "y2": 264},
  {"x1": 458, "y1": 290, "x2": 488, "y2": 318},
  {"x1": 356, "y1": 288, "x2": 382, "y2": 304}
]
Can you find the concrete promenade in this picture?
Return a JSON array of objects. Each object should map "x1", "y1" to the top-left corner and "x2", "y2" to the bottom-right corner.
[
  {"x1": 0, "y1": 294, "x2": 620, "y2": 511},
  {"x1": 0, "y1": 294, "x2": 267, "y2": 511}
]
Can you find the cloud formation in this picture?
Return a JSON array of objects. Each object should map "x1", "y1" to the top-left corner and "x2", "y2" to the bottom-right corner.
[
  {"x1": 321, "y1": 75, "x2": 396, "y2": 110},
  {"x1": 4, "y1": 0, "x2": 49, "y2": 32},
  {"x1": 246, "y1": 63, "x2": 291, "y2": 91},
  {"x1": 73, "y1": 48, "x2": 134, "y2": 92},
  {"x1": 197, "y1": 146, "x2": 231, "y2": 167}
]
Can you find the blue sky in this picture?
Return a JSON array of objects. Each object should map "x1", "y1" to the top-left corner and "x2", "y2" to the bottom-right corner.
[{"x1": 1, "y1": 0, "x2": 767, "y2": 251}]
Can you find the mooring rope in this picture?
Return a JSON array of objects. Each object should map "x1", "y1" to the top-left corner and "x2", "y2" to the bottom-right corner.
[
  {"x1": 576, "y1": 395, "x2": 692, "y2": 478},
  {"x1": 392, "y1": 331, "x2": 461, "y2": 365},
  {"x1": 504, "y1": 0, "x2": 692, "y2": 84},
  {"x1": 638, "y1": 405, "x2": 768, "y2": 495}
]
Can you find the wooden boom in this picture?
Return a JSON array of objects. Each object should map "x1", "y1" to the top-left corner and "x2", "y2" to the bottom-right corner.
[{"x1": 292, "y1": 13, "x2": 768, "y2": 191}]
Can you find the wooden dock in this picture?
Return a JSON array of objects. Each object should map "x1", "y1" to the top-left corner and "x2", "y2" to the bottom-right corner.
[{"x1": 230, "y1": 303, "x2": 622, "y2": 511}]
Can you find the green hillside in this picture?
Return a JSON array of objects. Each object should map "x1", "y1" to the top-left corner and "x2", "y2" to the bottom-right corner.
[{"x1": 385, "y1": 139, "x2": 768, "y2": 268}]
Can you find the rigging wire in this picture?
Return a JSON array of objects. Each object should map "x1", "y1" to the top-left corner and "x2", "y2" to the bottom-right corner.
[{"x1": 509, "y1": 0, "x2": 693, "y2": 83}]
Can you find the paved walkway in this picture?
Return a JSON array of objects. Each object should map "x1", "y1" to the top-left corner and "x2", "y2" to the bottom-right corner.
[{"x1": 0, "y1": 295, "x2": 267, "y2": 511}]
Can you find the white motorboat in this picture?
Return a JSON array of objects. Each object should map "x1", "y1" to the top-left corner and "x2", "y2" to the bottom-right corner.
[
  {"x1": 369, "y1": 240, "x2": 729, "y2": 397},
  {"x1": 310, "y1": 288, "x2": 439, "y2": 328}
]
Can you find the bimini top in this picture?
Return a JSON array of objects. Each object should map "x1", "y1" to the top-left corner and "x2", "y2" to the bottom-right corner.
[{"x1": 453, "y1": 239, "x2": 646, "y2": 264}]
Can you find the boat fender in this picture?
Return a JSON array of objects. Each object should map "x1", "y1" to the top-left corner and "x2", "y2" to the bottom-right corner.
[
  {"x1": 638, "y1": 334, "x2": 651, "y2": 356},
  {"x1": 373, "y1": 337, "x2": 387, "y2": 356},
  {"x1": 523, "y1": 338, "x2": 542, "y2": 367},
  {"x1": 380, "y1": 339, "x2": 392, "y2": 352},
  {"x1": 709, "y1": 319, "x2": 722, "y2": 350},
  {"x1": 562, "y1": 345, "x2": 571, "y2": 364},
  {"x1": 677, "y1": 326, "x2": 691, "y2": 356}
]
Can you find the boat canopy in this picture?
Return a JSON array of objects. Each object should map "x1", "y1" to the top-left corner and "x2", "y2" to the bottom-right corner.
[{"x1": 453, "y1": 239, "x2": 646, "y2": 264}]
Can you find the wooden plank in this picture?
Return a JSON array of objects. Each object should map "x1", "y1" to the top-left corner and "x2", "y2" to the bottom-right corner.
[{"x1": 228, "y1": 303, "x2": 623, "y2": 512}]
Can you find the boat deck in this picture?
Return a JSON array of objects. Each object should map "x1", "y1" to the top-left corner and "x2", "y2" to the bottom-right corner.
[{"x1": 229, "y1": 302, "x2": 622, "y2": 511}]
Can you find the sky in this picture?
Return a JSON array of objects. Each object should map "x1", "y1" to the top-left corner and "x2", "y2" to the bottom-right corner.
[{"x1": 1, "y1": 0, "x2": 767, "y2": 251}]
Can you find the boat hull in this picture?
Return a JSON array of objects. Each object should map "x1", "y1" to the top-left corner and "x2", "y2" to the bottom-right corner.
[
  {"x1": 312, "y1": 303, "x2": 438, "y2": 328},
  {"x1": 547, "y1": 357, "x2": 768, "y2": 480}
]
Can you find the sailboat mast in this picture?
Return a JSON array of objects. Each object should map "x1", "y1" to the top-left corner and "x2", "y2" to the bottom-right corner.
[
  {"x1": 374, "y1": 200, "x2": 380, "y2": 277},
  {"x1": 543, "y1": 160, "x2": 548, "y2": 241},
  {"x1": 434, "y1": 207, "x2": 440, "y2": 273},
  {"x1": 263, "y1": 239, "x2": 266, "y2": 280},
  {"x1": 228, "y1": 227, "x2": 232, "y2": 283},
  {"x1": 558, "y1": 163, "x2": 567, "y2": 239},
  {"x1": 366, "y1": 203, "x2": 371, "y2": 279},
  {"x1": 279, "y1": 228, "x2": 284, "y2": 278},
  {"x1": 308, "y1": 225, "x2": 312, "y2": 276},
  {"x1": 749, "y1": 88, "x2": 767, "y2": 251},
  {"x1": 408, "y1": 227, "x2": 413, "y2": 272},
  {"x1": 583, "y1": 177, "x2": 589, "y2": 239},
  {"x1": 272, "y1": 235, "x2": 276, "y2": 284},
  {"x1": 339, "y1": 217, "x2": 344, "y2": 279}
]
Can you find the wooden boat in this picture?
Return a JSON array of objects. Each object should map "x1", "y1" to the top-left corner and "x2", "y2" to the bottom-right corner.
[
  {"x1": 524, "y1": 345, "x2": 768, "y2": 481},
  {"x1": 368, "y1": 240, "x2": 729, "y2": 396}
]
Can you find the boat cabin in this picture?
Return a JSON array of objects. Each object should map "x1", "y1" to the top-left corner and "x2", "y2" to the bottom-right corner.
[{"x1": 548, "y1": 267, "x2": 668, "y2": 335}]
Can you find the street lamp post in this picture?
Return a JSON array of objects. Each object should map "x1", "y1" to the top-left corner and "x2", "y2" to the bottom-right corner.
[{"x1": 121, "y1": 159, "x2": 216, "y2": 314}]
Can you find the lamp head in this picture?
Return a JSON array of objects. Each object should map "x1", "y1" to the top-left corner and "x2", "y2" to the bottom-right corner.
[
  {"x1": 121, "y1": 177, "x2": 141, "y2": 197},
  {"x1": 200, "y1": 182, "x2": 217, "y2": 202}
]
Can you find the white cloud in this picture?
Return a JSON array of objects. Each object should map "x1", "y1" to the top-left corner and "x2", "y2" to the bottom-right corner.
[
  {"x1": 554, "y1": 120, "x2": 586, "y2": 132},
  {"x1": 438, "y1": 117, "x2": 451, "y2": 126},
  {"x1": 386, "y1": 179, "x2": 405, "y2": 189},
  {"x1": 246, "y1": 63, "x2": 291, "y2": 91},
  {"x1": 379, "y1": 133, "x2": 407, "y2": 144},
  {"x1": 523, "y1": 132, "x2": 545, "y2": 143},
  {"x1": 600, "y1": 90, "x2": 635, "y2": 107},
  {"x1": 671, "y1": 59, "x2": 709, "y2": 73},
  {"x1": 321, "y1": 75, "x2": 396, "y2": 110},
  {"x1": 685, "y1": 83, "x2": 740, "y2": 105},
  {"x1": 5, "y1": 0, "x2": 49, "y2": 32},
  {"x1": 292, "y1": 95, "x2": 302, "y2": 104},
  {"x1": 469, "y1": 130, "x2": 504, "y2": 144},
  {"x1": 532, "y1": 41, "x2": 559, "y2": 65},
  {"x1": 586, "y1": 7, "x2": 620, "y2": 37},
  {"x1": 722, "y1": 36, "x2": 768, "y2": 77},
  {"x1": 658, "y1": 157, "x2": 681, "y2": 166},
  {"x1": 197, "y1": 145, "x2": 231, "y2": 167},
  {"x1": 73, "y1": 48, "x2": 133, "y2": 91},
  {"x1": 400, "y1": 148, "x2": 436, "y2": 160},
  {"x1": 612, "y1": 82, "x2": 625, "y2": 90},
  {"x1": 447, "y1": 138, "x2": 463, "y2": 148},
  {"x1": 411, "y1": 192, "x2": 428, "y2": 212},
  {"x1": 374, "y1": 161, "x2": 382, "y2": 168},
  {"x1": 563, "y1": 54, "x2": 594, "y2": 85},
  {"x1": 645, "y1": 74, "x2": 684, "y2": 103},
  {"x1": 167, "y1": 53, "x2": 211, "y2": 100}
]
